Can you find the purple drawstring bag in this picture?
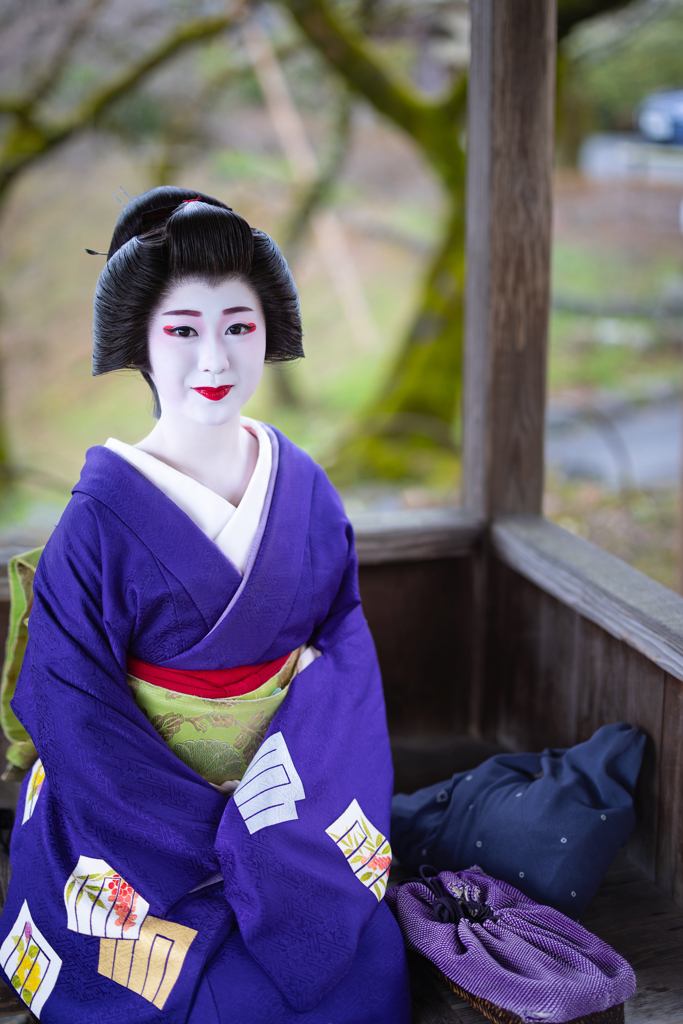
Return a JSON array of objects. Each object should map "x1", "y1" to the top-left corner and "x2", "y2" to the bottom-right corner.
[{"x1": 386, "y1": 866, "x2": 636, "y2": 1024}]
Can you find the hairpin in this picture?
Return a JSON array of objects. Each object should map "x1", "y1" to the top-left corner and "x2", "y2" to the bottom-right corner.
[
  {"x1": 84, "y1": 248, "x2": 108, "y2": 255},
  {"x1": 111, "y1": 193, "x2": 126, "y2": 208},
  {"x1": 119, "y1": 187, "x2": 133, "y2": 201}
]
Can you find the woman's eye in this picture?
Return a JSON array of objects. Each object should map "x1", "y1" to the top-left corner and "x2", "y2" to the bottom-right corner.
[
  {"x1": 226, "y1": 322, "x2": 257, "y2": 336},
  {"x1": 163, "y1": 325, "x2": 197, "y2": 338}
]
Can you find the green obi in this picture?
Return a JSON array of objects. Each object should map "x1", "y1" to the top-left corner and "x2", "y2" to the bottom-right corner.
[{"x1": 127, "y1": 651, "x2": 299, "y2": 787}]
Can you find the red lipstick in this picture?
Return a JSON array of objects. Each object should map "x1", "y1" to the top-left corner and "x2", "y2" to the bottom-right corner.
[{"x1": 192, "y1": 385, "x2": 233, "y2": 401}]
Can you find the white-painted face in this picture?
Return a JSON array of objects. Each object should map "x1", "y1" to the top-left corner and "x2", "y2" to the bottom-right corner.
[{"x1": 147, "y1": 277, "x2": 266, "y2": 425}]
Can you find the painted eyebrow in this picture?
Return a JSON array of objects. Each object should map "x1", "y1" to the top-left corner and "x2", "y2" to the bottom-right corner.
[{"x1": 160, "y1": 306, "x2": 254, "y2": 316}]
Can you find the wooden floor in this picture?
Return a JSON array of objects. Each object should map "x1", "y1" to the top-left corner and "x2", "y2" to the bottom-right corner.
[
  {"x1": 409, "y1": 851, "x2": 683, "y2": 1024},
  {"x1": 582, "y1": 852, "x2": 683, "y2": 1023}
]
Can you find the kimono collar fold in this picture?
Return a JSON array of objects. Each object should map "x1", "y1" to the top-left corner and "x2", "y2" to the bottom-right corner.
[{"x1": 73, "y1": 446, "x2": 243, "y2": 630}]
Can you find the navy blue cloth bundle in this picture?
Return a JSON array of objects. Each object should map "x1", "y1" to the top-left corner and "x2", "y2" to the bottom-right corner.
[{"x1": 391, "y1": 723, "x2": 645, "y2": 918}]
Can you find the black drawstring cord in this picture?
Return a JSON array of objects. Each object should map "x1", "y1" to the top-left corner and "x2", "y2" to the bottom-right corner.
[{"x1": 412, "y1": 866, "x2": 498, "y2": 953}]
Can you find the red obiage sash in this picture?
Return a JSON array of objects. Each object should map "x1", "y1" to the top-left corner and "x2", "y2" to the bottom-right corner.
[{"x1": 127, "y1": 653, "x2": 291, "y2": 699}]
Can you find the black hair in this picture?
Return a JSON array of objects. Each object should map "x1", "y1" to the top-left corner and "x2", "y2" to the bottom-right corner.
[{"x1": 92, "y1": 186, "x2": 303, "y2": 416}]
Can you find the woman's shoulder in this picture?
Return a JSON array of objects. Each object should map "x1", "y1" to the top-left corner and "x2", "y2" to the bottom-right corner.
[
  {"x1": 44, "y1": 446, "x2": 156, "y2": 563},
  {"x1": 73, "y1": 443, "x2": 149, "y2": 503},
  {"x1": 265, "y1": 424, "x2": 348, "y2": 521}
]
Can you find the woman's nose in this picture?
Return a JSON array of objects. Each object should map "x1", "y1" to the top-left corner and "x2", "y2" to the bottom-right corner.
[{"x1": 198, "y1": 331, "x2": 229, "y2": 375}]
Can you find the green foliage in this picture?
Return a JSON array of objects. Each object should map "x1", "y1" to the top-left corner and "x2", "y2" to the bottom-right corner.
[
  {"x1": 0, "y1": 14, "x2": 235, "y2": 202},
  {"x1": 326, "y1": 203, "x2": 463, "y2": 483},
  {"x1": 46, "y1": 62, "x2": 102, "y2": 110},
  {"x1": 288, "y1": 0, "x2": 667, "y2": 485}
]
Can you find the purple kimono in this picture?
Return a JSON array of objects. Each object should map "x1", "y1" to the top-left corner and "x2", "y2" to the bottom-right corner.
[{"x1": 0, "y1": 429, "x2": 410, "y2": 1023}]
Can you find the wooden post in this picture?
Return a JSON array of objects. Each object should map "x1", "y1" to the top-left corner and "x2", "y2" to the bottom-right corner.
[
  {"x1": 462, "y1": 0, "x2": 556, "y2": 519},
  {"x1": 463, "y1": 0, "x2": 556, "y2": 739}
]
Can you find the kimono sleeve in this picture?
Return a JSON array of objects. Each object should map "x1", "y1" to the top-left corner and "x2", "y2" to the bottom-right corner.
[{"x1": 11, "y1": 494, "x2": 226, "y2": 911}]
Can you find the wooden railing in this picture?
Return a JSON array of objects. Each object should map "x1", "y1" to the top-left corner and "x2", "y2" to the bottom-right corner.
[
  {"x1": 353, "y1": 508, "x2": 683, "y2": 911},
  {"x1": 493, "y1": 516, "x2": 683, "y2": 682}
]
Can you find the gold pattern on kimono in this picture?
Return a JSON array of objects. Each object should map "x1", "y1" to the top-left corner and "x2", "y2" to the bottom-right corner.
[
  {"x1": 232, "y1": 710, "x2": 273, "y2": 764},
  {"x1": 98, "y1": 915, "x2": 197, "y2": 1010}
]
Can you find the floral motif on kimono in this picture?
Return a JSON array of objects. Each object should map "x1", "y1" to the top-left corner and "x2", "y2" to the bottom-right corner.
[
  {"x1": 64, "y1": 856, "x2": 150, "y2": 939},
  {"x1": 0, "y1": 901, "x2": 61, "y2": 1018},
  {"x1": 326, "y1": 799, "x2": 392, "y2": 901},
  {"x1": 22, "y1": 758, "x2": 44, "y2": 824}
]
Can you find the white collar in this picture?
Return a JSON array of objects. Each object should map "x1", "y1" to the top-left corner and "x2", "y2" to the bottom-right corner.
[{"x1": 104, "y1": 417, "x2": 272, "y2": 574}]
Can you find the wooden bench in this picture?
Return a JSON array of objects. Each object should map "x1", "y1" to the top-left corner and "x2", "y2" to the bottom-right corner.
[{"x1": 354, "y1": 504, "x2": 683, "y2": 1022}]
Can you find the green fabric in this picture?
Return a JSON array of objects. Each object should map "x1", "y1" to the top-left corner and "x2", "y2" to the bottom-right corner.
[
  {"x1": 128, "y1": 667, "x2": 292, "y2": 786},
  {"x1": 1, "y1": 547, "x2": 44, "y2": 780}
]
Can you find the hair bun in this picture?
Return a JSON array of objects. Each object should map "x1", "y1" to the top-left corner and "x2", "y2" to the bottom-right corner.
[{"x1": 107, "y1": 186, "x2": 231, "y2": 259}]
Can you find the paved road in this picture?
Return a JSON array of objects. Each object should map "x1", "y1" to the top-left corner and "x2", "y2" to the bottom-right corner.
[
  {"x1": 580, "y1": 133, "x2": 683, "y2": 186},
  {"x1": 546, "y1": 398, "x2": 681, "y2": 491}
]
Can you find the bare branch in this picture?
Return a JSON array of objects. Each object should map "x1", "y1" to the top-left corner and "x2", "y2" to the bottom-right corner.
[
  {"x1": 29, "y1": 0, "x2": 110, "y2": 107},
  {"x1": 0, "y1": 98, "x2": 27, "y2": 116},
  {"x1": 0, "y1": 13, "x2": 236, "y2": 202},
  {"x1": 63, "y1": 14, "x2": 235, "y2": 131},
  {"x1": 279, "y1": 0, "x2": 462, "y2": 188}
]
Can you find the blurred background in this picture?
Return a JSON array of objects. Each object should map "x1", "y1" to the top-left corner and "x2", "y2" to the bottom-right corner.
[{"x1": 1, "y1": 0, "x2": 683, "y2": 588}]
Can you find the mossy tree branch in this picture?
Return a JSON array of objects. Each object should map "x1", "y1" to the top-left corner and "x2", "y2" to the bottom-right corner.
[
  {"x1": 282, "y1": 0, "x2": 467, "y2": 191},
  {"x1": 0, "y1": 14, "x2": 235, "y2": 201},
  {"x1": 278, "y1": 0, "x2": 467, "y2": 481}
]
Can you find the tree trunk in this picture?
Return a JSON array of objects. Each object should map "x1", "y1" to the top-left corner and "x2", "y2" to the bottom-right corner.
[{"x1": 327, "y1": 194, "x2": 464, "y2": 486}]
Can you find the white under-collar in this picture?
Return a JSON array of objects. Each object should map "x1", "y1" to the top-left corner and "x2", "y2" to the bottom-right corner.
[{"x1": 105, "y1": 417, "x2": 272, "y2": 574}]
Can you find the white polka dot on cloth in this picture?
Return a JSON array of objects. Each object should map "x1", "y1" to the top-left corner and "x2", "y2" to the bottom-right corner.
[
  {"x1": 601, "y1": 814, "x2": 607, "y2": 820},
  {"x1": 475, "y1": 840, "x2": 482, "y2": 848},
  {"x1": 436, "y1": 789, "x2": 449, "y2": 803},
  {"x1": 515, "y1": 792, "x2": 523, "y2": 798},
  {"x1": 571, "y1": 891, "x2": 577, "y2": 897},
  {"x1": 421, "y1": 848, "x2": 428, "y2": 857},
  {"x1": 519, "y1": 871, "x2": 525, "y2": 878},
  {"x1": 561, "y1": 837, "x2": 567, "y2": 843},
  {"x1": 465, "y1": 775, "x2": 473, "y2": 781}
]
